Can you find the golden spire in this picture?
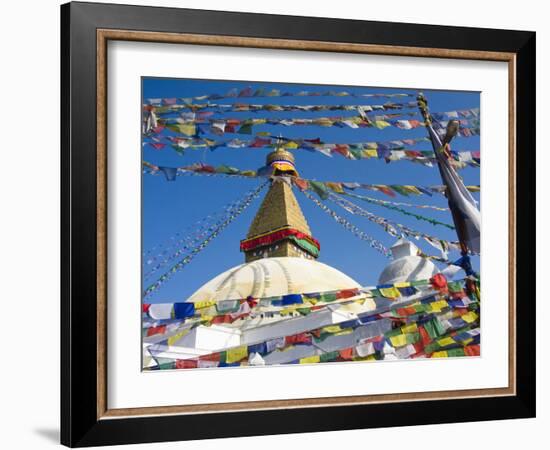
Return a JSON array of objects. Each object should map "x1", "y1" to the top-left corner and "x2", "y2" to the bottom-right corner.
[{"x1": 240, "y1": 147, "x2": 320, "y2": 262}]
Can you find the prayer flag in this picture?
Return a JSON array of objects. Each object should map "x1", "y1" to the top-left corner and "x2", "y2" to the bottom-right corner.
[{"x1": 226, "y1": 346, "x2": 248, "y2": 363}]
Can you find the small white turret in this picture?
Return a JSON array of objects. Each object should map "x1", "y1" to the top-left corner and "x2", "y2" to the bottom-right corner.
[
  {"x1": 390, "y1": 238, "x2": 419, "y2": 258},
  {"x1": 378, "y1": 238, "x2": 440, "y2": 285}
]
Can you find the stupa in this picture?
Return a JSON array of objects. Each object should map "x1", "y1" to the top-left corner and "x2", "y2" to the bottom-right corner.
[
  {"x1": 151, "y1": 147, "x2": 371, "y2": 360},
  {"x1": 188, "y1": 147, "x2": 360, "y2": 304},
  {"x1": 378, "y1": 238, "x2": 440, "y2": 285},
  {"x1": 144, "y1": 149, "x2": 452, "y2": 367}
]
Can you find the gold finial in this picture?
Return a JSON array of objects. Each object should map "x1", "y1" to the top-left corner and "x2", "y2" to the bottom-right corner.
[{"x1": 266, "y1": 148, "x2": 295, "y2": 165}]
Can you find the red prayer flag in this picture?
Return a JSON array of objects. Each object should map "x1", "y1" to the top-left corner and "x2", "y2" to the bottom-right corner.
[
  {"x1": 375, "y1": 185, "x2": 397, "y2": 197},
  {"x1": 418, "y1": 325, "x2": 432, "y2": 346},
  {"x1": 199, "y1": 352, "x2": 221, "y2": 362},
  {"x1": 175, "y1": 359, "x2": 198, "y2": 369},
  {"x1": 336, "y1": 288, "x2": 360, "y2": 299},
  {"x1": 146, "y1": 325, "x2": 166, "y2": 337},
  {"x1": 430, "y1": 273, "x2": 448, "y2": 293},
  {"x1": 338, "y1": 348, "x2": 354, "y2": 360},
  {"x1": 464, "y1": 345, "x2": 480, "y2": 356},
  {"x1": 285, "y1": 333, "x2": 312, "y2": 346},
  {"x1": 293, "y1": 178, "x2": 310, "y2": 191},
  {"x1": 305, "y1": 138, "x2": 322, "y2": 144}
]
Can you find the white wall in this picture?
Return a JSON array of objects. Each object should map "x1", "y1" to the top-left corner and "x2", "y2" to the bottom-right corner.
[{"x1": 0, "y1": 0, "x2": 546, "y2": 448}]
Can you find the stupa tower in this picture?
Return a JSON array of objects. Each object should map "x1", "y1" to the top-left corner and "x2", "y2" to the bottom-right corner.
[{"x1": 240, "y1": 148, "x2": 320, "y2": 262}]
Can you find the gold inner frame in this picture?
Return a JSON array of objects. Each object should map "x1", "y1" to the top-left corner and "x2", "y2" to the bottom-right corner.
[{"x1": 96, "y1": 29, "x2": 517, "y2": 420}]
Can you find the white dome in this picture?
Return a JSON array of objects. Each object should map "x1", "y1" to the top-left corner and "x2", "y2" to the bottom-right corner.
[
  {"x1": 378, "y1": 255, "x2": 439, "y2": 285},
  {"x1": 188, "y1": 257, "x2": 360, "y2": 303}
]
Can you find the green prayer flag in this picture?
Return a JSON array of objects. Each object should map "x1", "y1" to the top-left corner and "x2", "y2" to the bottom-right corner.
[
  {"x1": 215, "y1": 165, "x2": 240, "y2": 174},
  {"x1": 319, "y1": 292, "x2": 337, "y2": 302},
  {"x1": 237, "y1": 122, "x2": 253, "y2": 134},
  {"x1": 423, "y1": 320, "x2": 438, "y2": 340},
  {"x1": 390, "y1": 185, "x2": 410, "y2": 196},
  {"x1": 320, "y1": 351, "x2": 339, "y2": 363},
  {"x1": 447, "y1": 348, "x2": 466, "y2": 358},
  {"x1": 309, "y1": 181, "x2": 330, "y2": 200},
  {"x1": 433, "y1": 318, "x2": 446, "y2": 336}
]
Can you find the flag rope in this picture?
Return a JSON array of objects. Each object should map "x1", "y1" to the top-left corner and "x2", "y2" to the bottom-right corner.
[{"x1": 143, "y1": 181, "x2": 268, "y2": 299}]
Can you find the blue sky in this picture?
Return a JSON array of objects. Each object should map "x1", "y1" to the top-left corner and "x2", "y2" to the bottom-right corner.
[{"x1": 142, "y1": 78, "x2": 480, "y2": 303}]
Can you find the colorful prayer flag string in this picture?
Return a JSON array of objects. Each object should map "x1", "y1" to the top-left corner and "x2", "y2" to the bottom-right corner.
[
  {"x1": 143, "y1": 187, "x2": 269, "y2": 279},
  {"x1": 143, "y1": 275, "x2": 480, "y2": 369},
  {"x1": 327, "y1": 193, "x2": 460, "y2": 256},
  {"x1": 145, "y1": 89, "x2": 416, "y2": 105},
  {"x1": 142, "y1": 160, "x2": 481, "y2": 198},
  {"x1": 301, "y1": 190, "x2": 391, "y2": 257},
  {"x1": 148, "y1": 102, "x2": 478, "y2": 118},
  {"x1": 146, "y1": 134, "x2": 480, "y2": 168},
  {"x1": 142, "y1": 181, "x2": 268, "y2": 298},
  {"x1": 339, "y1": 192, "x2": 455, "y2": 229},
  {"x1": 153, "y1": 115, "x2": 480, "y2": 136},
  {"x1": 342, "y1": 193, "x2": 449, "y2": 211}
]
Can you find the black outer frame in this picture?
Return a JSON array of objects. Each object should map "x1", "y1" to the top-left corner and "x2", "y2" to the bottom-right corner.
[{"x1": 61, "y1": 1, "x2": 535, "y2": 447}]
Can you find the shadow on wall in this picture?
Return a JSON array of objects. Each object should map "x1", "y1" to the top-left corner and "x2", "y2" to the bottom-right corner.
[{"x1": 34, "y1": 428, "x2": 59, "y2": 444}]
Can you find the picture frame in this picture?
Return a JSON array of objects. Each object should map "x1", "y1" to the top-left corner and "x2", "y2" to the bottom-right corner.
[{"x1": 61, "y1": 1, "x2": 536, "y2": 447}]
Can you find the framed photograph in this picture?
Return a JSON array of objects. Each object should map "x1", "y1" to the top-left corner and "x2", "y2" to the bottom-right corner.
[{"x1": 61, "y1": 1, "x2": 536, "y2": 447}]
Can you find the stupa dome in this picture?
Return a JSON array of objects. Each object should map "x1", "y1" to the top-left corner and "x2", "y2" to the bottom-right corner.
[
  {"x1": 378, "y1": 238, "x2": 439, "y2": 285},
  {"x1": 188, "y1": 256, "x2": 360, "y2": 303}
]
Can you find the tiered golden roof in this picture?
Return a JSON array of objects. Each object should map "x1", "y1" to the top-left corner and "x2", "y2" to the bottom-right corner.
[{"x1": 243, "y1": 148, "x2": 318, "y2": 262}]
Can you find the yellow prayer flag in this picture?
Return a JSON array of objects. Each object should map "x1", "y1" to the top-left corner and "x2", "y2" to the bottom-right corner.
[
  {"x1": 431, "y1": 351, "x2": 448, "y2": 358},
  {"x1": 403, "y1": 185, "x2": 422, "y2": 195},
  {"x1": 323, "y1": 325, "x2": 341, "y2": 334},
  {"x1": 199, "y1": 306, "x2": 215, "y2": 317},
  {"x1": 429, "y1": 300, "x2": 448, "y2": 312},
  {"x1": 461, "y1": 311, "x2": 479, "y2": 323},
  {"x1": 362, "y1": 149, "x2": 378, "y2": 158},
  {"x1": 326, "y1": 182, "x2": 345, "y2": 193},
  {"x1": 373, "y1": 120, "x2": 391, "y2": 129},
  {"x1": 317, "y1": 118, "x2": 333, "y2": 127},
  {"x1": 437, "y1": 337, "x2": 456, "y2": 347},
  {"x1": 401, "y1": 323, "x2": 418, "y2": 334},
  {"x1": 299, "y1": 355, "x2": 321, "y2": 364},
  {"x1": 226, "y1": 345, "x2": 248, "y2": 363},
  {"x1": 389, "y1": 334, "x2": 408, "y2": 347},
  {"x1": 194, "y1": 300, "x2": 216, "y2": 309},
  {"x1": 379, "y1": 287, "x2": 401, "y2": 299},
  {"x1": 178, "y1": 123, "x2": 196, "y2": 136},
  {"x1": 394, "y1": 282, "x2": 411, "y2": 288}
]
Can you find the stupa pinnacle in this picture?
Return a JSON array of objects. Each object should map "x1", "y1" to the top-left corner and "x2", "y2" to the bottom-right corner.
[{"x1": 240, "y1": 147, "x2": 320, "y2": 262}]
